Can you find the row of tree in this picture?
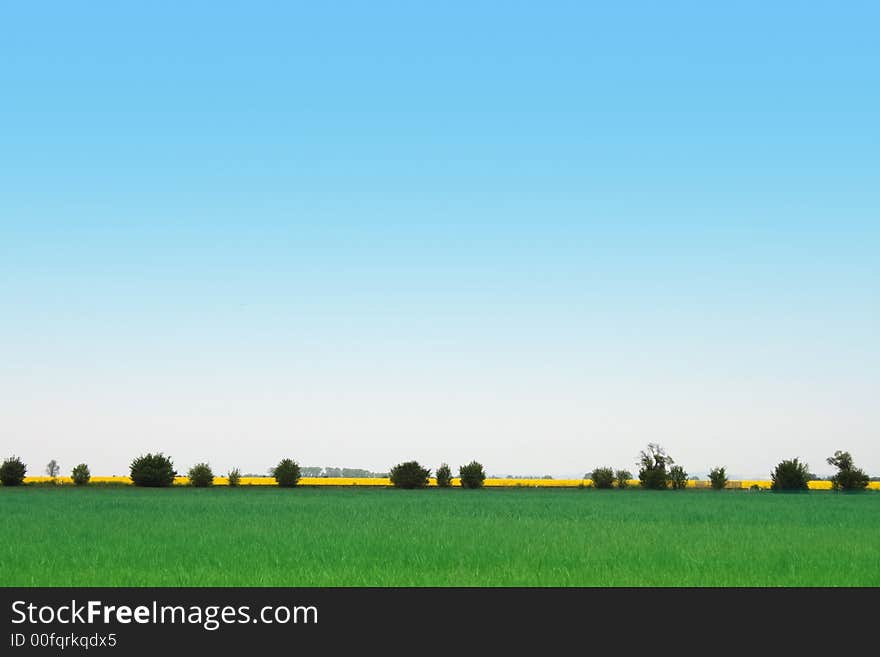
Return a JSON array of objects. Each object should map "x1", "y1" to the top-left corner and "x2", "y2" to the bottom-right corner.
[
  {"x1": 299, "y1": 467, "x2": 389, "y2": 478},
  {"x1": 588, "y1": 443, "x2": 871, "y2": 491},
  {"x1": 0, "y1": 445, "x2": 871, "y2": 491},
  {"x1": 0, "y1": 454, "x2": 488, "y2": 489}
]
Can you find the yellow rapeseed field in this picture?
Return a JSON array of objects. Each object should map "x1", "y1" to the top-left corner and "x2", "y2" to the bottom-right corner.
[{"x1": 20, "y1": 476, "x2": 880, "y2": 489}]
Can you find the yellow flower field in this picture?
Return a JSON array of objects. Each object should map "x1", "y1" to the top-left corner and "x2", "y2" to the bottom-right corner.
[{"x1": 20, "y1": 476, "x2": 880, "y2": 489}]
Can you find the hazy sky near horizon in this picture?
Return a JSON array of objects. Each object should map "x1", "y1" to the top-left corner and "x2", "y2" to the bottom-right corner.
[{"x1": 2, "y1": 2, "x2": 878, "y2": 479}]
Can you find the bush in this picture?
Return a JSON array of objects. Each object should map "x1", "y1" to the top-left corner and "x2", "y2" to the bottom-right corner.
[
  {"x1": 591, "y1": 467, "x2": 614, "y2": 489},
  {"x1": 827, "y1": 451, "x2": 869, "y2": 492},
  {"x1": 389, "y1": 461, "x2": 430, "y2": 489},
  {"x1": 71, "y1": 463, "x2": 91, "y2": 486},
  {"x1": 771, "y1": 458, "x2": 809, "y2": 491},
  {"x1": 227, "y1": 468, "x2": 241, "y2": 487},
  {"x1": 459, "y1": 461, "x2": 486, "y2": 489},
  {"x1": 188, "y1": 463, "x2": 214, "y2": 487},
  {"x1": 272, "y1": 459, "x2": 301, "y2": 488},
  {"x1": 638, "y1": 443, "x2": 672, "y2": 490},
  {"x1": 669, "y1": 465, "x2": 688, "y2": 489},
  {"x1": 436, "y1": 463, "x2": 452, "y2": 488},
  {"x1": 831, "y1": 468, "x2": 870, "y2": 492},
  {"x1": 0, "y1": 456, "x2": 27, "y2": 486},
  {"x1": 130, "y1": 453, "x2": 176, "y2": 487},
  {"x1": 708, "y1": 466, "x2": 728, "y2": 490},
  {"x1": 615, "y1": 469, "x2": 632, "y2": 489}
]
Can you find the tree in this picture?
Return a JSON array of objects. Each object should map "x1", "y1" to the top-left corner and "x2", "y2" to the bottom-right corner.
[
  {"x1": 669, "y1": 465, "x2": 688, "y2": 489},
  {"x1": 71, "y1": 463, "x2": 90, "y2": 486},
  {"x1": 615, "y1": 469, "x2": 632, "y2": 489},
  {"x1": 638, "y1": 443, "x2": 673, "y2": 489},
  {"x1": 272, "y1": 459, "x2": 302, "y2": 487},
  {"x1": 188, "y1": 463, "x2": 214, "y2": 487},
  {"x1": 389, "y1": 461, "x2": 430, "y2": 489},
  {"x1": 0, "y1": 456, "x2": 27, "y2": 486},
  {"x1": 591, "y1": 467, "x2": 615, "y2": 489},
  {"x1": 436, "y1": 463, "x2": 453, "y2": 488},
  {"x1": 130, "y1": 453, "x2": 176, "y2": 487},
  {"x1": 827, "y1": 451, "x2": 869, "y2": 492},
  {"x1": 459, "y1": 461, "x2": 486, "y2": 489},
  {"x1": 826, "y1": 451, "x2": 852, "y2": 474},
  {"x1": 770, "y1": 458, "x2": 809, "y2": 491},
  {"x1": 708, "y1": 466, "x2": 728, "y2": 490},
  {"x1": 46, "y1": 459, "x2": 60, "y2": 479}
]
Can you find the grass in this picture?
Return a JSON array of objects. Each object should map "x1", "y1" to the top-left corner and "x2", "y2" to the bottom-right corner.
[{"x1": 1, "y1": 486, "x2": 878, "y2": 586}]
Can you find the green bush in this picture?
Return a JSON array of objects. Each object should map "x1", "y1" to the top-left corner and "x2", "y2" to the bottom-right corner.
[
  {"x1": 272, "y1": 459, "x2": 301, "y2": 488},
  {"x1": 708, "y1": 466, "x2": 728, "y2": 490},
  {"x1": 615, "y1": 469, "x2": 632, "y2": 489},
  {"x1": 188, "y1": 463, "x2": 214, "y2": 487},
  {"x1": 130, "y1": 453, "x2": 176, "y2": 487},
  {"x1": 591, "y1": 467, "x2": 614, "y2": 489},
  {"x1": 669, "y1": 465, "x2": 688, "y2": 489},
  {"x1": 827, "y1": 451, "x2": 869, "y2": 492},
  {"x1": 227, "y1": 468, "x2": 241, "y2": 487},
  {"x1": 389, "y1": 461, "x2": 430, "y2": 489},
  {"x1": 71, "y1": 463, "x2": 91, "y2": 486},
  {"x1": 0, "y1": 456, "x2": 27, "y2": 486},
  {"x1": 638, "y1": 443, "x2": 672, "y2": 490},
  {"x1": 831, "y1": 468, "x2": 870, "y2": 492},
  {"x1": 771, "y1": 458, "x2": 809, "y2": 491},
  {"x1": 459, "y1": 461, "x2": 486, "y2": 489},
  {"x1": 435, "y1": 463, "x2": 452, "y2": 488}
]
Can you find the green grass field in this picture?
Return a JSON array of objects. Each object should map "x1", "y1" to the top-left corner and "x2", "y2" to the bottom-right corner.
[{"x1": 2, "y1": 486, "x2": 878, "y2": 586}]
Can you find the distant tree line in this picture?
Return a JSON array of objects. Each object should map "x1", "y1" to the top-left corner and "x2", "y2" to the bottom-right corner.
[
  {"x1": 586, "y1": 444, "x2": 870, "y2": 492},
  {"x1": 500, "y1": 474, "x2": 555, "y2": 479},
  {"x1": 299, "y1": 467, "x2": 390, "y2": 478},
  {"x1": 0, "y1": 445, "x2": 873, "y2": 492}
]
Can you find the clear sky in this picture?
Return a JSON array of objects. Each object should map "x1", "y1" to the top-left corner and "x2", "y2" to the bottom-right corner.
[{"x1": 1, "y1": 2, "x2": 877, "y2": 479}]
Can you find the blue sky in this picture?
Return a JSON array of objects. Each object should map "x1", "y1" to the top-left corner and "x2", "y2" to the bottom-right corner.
[{"x1": 1, "y1": 2, "x2": 878, "y2": 477}]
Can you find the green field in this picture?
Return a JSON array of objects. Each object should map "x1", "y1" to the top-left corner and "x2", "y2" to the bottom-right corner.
[{"x1": 2, "y1": 486, "x2": 878, "y2": 586}]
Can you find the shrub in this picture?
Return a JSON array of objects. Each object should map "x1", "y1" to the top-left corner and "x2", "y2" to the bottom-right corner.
[
  {"x1": 436, "y1": 463, "x2": 452, "y2": 488},
  {"x1": 615, "y1": 469, "x2": 632, "y2": 489},
  {"x1": 831, "y1": 468, "x2": 870, "y2": 492},
  {"x1": 591, "y1": 467, "x2": 614, "y2": 489},
  {"x1": 669, "y1": 465, "x2": 688, "y2": 489},
  {"x1": 129, "y1": 453, "x2": 176, "y2": 487},
  {"x1": 771, "y1": 458, "x2": 809, "y2": 491},
  {"x1": 272, "y1": 459, "x2": 301, "y2": 488},
  {"x1": 227, "y1": 468, "x2": 241, "y2": 487},
  {"x1": 827, "y1": 451, "x2": 869, "y2": 492},
  {"x1": 389, "y1": 461, "x2": 430, "y2": 489},
  {"x1": 459, "y1": 461, "x2": 486, "y2": 489},
  {"x1": 188, "y1": 463, "x2": 214, "y2": 487},
  {"x1": 0, "y1": 456, "x2": 27, "y2": 486},
  {"x1": 638, "y1": 443, "x2": 672, "y2": 490},
  {"x1": 71, "y1": 463, "x2": 91, "y2": 486},
  {"x1": 708, "y1": 466, "x2": 728, "y2": 490}
]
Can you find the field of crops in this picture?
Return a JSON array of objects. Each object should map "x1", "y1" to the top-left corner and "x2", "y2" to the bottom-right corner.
[
  {"x1": 21, "y1": 475, "x2": 880, "y2": 489},
  {"x1": 2, "y1": 487, "x2": 878, "y2": 586}
]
